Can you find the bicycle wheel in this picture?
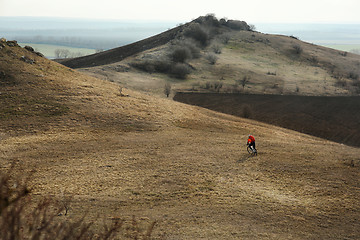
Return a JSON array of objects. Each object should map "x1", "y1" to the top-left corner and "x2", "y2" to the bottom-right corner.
[{"x1": 247, "y1": 146, "x2": 254, "y2": 155}]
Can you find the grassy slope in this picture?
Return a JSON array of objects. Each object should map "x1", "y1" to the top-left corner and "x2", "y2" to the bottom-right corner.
[
  {"x1": 79, "y1": 30, "x2": 360, "y2": 97},
  {"x1": 1, "y1": 42, "x2": 360, "y2": 239}
]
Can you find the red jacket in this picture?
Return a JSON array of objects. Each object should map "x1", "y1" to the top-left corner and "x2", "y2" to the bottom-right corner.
[{"x1": 247, "y1": 135, "x2": 255, "y2": 144}]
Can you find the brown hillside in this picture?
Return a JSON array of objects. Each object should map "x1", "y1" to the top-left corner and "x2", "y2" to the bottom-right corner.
[{"x1": 1, "y1": 39, "x2": 360, "y2": 239}]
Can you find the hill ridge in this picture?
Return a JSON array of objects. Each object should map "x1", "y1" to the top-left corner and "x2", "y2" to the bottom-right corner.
[{"x1": 56, "y1": 24, "x2": 186, "y2": 68}]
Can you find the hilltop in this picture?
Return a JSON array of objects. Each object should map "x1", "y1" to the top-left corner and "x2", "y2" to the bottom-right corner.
[{"x1": 1, "y1": 35, "x2": 360, "y2": 239}]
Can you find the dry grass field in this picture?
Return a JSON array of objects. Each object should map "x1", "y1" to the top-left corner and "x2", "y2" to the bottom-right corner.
[{"x1": 1, "y1": 39, "x2": 360, "y2": 239}]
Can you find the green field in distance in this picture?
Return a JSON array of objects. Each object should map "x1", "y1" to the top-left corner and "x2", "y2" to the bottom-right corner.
[{"x1": 19, "y1": 43, "x2": 96, "y2": 59}]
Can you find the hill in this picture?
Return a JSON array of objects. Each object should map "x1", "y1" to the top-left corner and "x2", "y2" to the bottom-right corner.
[
  {"x1": 58, "y1": 15, "x2": 360, "y2": 97},
  {"x1": 1, "y1": 36, "x2": 360, "y2": 239},
  {"x1": 56, "y1": 16, "x2": 251, "y2": 69},
  {"x1": 56, "y1": 15, "x2": 360, "y2": 148}
]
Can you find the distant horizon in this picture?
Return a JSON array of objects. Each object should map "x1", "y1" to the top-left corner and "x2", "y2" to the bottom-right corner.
[
  {"x1": 1, "y1": 15, "x2": 360, "y2": 25},
  {"x1": 1, "y1": 0, "x2": 360, "y2": 23},
  {"x1": 1, "y1": 16, "x2": 359, "y2": 55}
]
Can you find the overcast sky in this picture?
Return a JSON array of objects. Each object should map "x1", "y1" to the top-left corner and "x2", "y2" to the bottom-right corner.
[{"x1": 1, "y1": 0, "x2": 360, "y2": 24}]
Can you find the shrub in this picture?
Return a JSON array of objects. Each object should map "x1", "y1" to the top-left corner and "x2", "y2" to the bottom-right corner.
[
  {"x1": 205, "y1": 53, "x2": 218, "y2": 65},
  {"x1": 194, "y1": 14, "x2": 220, "y2": 27},
  {"x1": 348, "y1": 71, "x2": 359, "y2": 80},
  {"x1": 205, "y1": 14, "x2": 220, "y2": 27},
  {"x1": 170, "y1": 46, "x2": 192, "y2": 63},
  {"x1": 182, "y1": 39, "x2": 201, "y2": 58},
  {"x1": 202, "y1": 81, "x2": 224, "y2": 92},
  {"x1": 130, "y1": 60, "x2": 155, "y2": 73},
  {"x1": 153, "y1": 60, "x2": 172, "y2": 73},
  {"x1": 292, "y1": 44, "x2": 303, "y2": 54},
  {"x1": 204, "y1": 82, "x2": 211, "y2": 89},
  {"x1": 130, "y1": 59, "x2": 171, "y2": 74},
  {"x1": 308, "y1": 55, "x2": 318, "y2": 65},
  {"x1": 170, "y1": 63, "x2": 191, "y2": 79},
  {"x1": 184, "y1": 23, "x2": 209, "y2": 46},
  {"x1": 219, "y1": 33, "x2": 231, "y2": 44},
  {"x1": 0, "y1": 171, "x2": 155, "y2": 239},
  {"x1": 168, "y1": 38, "x2": 202, "y2": 64},
  {"x1": 334, "y1": 74, "x2": 347, "y2": 87},
  {"x1": 0, "y1": 172, "x2": 121, "y2": 239},
  {"x1": 267, "y1": 71, "x2": 276, "y2": 76},
  {"x1": 214, "y1": 81, "x2": 223, "y2": 92},
  {"x1": 212, "y1": 44, "x2": 222, "y2": 54}
]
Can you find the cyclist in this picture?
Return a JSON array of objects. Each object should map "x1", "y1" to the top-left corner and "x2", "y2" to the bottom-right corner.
[{"x1": 247, "y1": 134, "x2": 256, "y2": 152}]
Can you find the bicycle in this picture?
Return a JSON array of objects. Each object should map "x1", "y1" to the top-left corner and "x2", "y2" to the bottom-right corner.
[{"x1": 247, "y1": 144, "x2": 257, "y2": 156}]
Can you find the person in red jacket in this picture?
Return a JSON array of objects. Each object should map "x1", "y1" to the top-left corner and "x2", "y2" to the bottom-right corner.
[{"x1": 247, "y1": 134, "x2": 256, "y2": 152}]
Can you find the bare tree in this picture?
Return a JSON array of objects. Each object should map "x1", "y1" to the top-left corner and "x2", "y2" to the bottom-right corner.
[
  {"x1": 62, "y1": 49, "x2": 70, "y2": 58},
  {"x1": 212, "y1": 81, "x2": 223, "y2": 92},
  {"x1": 220, "y1": 33, "x2": 231, "y2": 44},
  {"x1": 249, "y1": 24, "x2": 256, "y2": 31},
  {"x1": 240, "y1": 76, "x2": 250, "y2": 90},
  {"x1": 54, "y1": 49, "x2": 61, "y2": 59},
  {"x1": 54, "y1": 49, "x2": 71, "y2": 59}
]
